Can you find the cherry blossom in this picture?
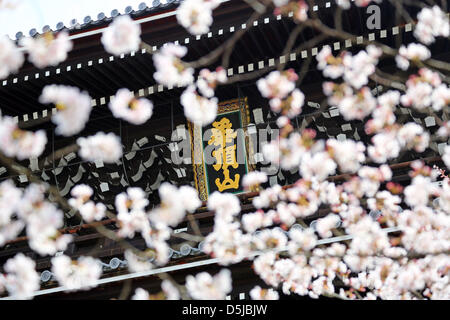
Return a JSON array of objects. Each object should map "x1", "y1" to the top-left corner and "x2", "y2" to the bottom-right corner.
[
  {"x1": 39, "y1": 84, "x2": 93, "y2": 136},
  {"x1": 368, "y1": 131, "x2": 400, "y2": 163},
  {"x1": 250, "y1": 286, "x2": 280, "y2": 300},
  {"x1": 153, "y1": 43, "x2": 194, "y2": 87},
  {"x1": 207, "y1": 192, "x2": 241, "y2": 222},
  {"x1": 15, "y1": 184, "x2": 72, "y2": 256},
  {"x1": 254, "y1": 228, "x2": 288, "y2": 250},
  {"x1": 443, "y1": 145, "x2": 450, "y2": 169},
  {"x1": 437, "y1": 121, "x2": 450, "y2": 138},
  {"x1": 20, "y1": 31, "x2": 72, "y2": 68},
  {"x1": 185, "y1": 269, "x2": 232, "y2": 299},
  {"x1": 414, "y1": 6, "x2": 449, "y2": 44},
  {"x1": 431, "y1": 84, "x2": 450, "y2": 111},
  {"x1": 316, "y1": 214, "x2": 341, "y2": 238},
  {"x1": 51, "y1": 255, "x2": 102, "y2": 291},
  {"x1": 257, "y1": 69, "x2": 297, "y2": 100},
  {"x1": 149, "y1": 183, "x2": 201, "y2": 227},
  {"x1": 109, "y1": 88, "x2": 153, "y2": 125},
  {"x1": 0, "y1": 116, "x2": 47, "y2": 160},
  {"x1": 132, "y1": 288, "x2": 150, "y2": 300},
  {"x1": 288, "y1": 228, "x2": 317, "y2": 253},
  {"x1": 299, "y1": 151, "x2": 337, "y2": 181},
  {"x1": 161, "y1": 280, "x2": 181, "y2": 300},
  {"x1": 343, "y1": 46, "x2": 381, "y2": 89},
  {"x1": 317, "y1": 46, "x2": 345, "y2": 79},
  {"x1": 404, "y1": 175, "x2": 438, "y2": 208},
  {"x1": 181, "y1": 85, "x2": 218, "y2": 126},
  {"x1": 401, "y1": 68, "x2": 444, "y2": 110},
  {"x1": 396, "y1": 43, "x2": 431, "y2": 70},
  {"x1": 338, "y1": 87, "x2": 377, "y2": 120},
  {"x1": 116, "y1": 187, "x2": 149, "y2": 215},
  {"x1": 326, "y1": 139, "x2": 366, "y2": 173},
  {"x1": 242, "y1": 171, "x2": 268, "y2": 190},
  {"x1": 397, "y1": 122, "x2": 429, "y2": 153},
  {"x1": 196, "y1": 67, "x2": 227, "y2": 98},
  {"x1": 0, "y1": 35, "x2": 24, "y2": 79},
  {"x1": 336, "y1": 0, "x2": 382, "y2": 9},
  {"x1": 273, "y1": 1, "x2": 309, "y2": 22},
  {"x1": 269, "y1": 88, "x2": 305, "y2": 118},
  {"x1": 0, "y1": 181, "x2": 23, "y2": 246},
  {"x1": 1, "y1": 253, "x2": 39, "y2": 299},
  {"x1": 69, "y1": 185, "x2": 106, "y2": 223},
  {"x1": 77, "y1": 132, "x2": 123, "y2": 163},
  {"x1": 124, "y1": 249, "x2": 153, "y2": 272},
  {"x1": 177, "y1": 0, "x2": 214, "y2": 35},
  {"x1": 101, "y1": 15, "x2": 141, "y2": 56}
]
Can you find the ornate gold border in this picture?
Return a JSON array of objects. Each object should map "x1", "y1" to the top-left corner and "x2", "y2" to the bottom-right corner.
[{"x1": 188, "y1": 97, "x2": 254, "y2": 201}]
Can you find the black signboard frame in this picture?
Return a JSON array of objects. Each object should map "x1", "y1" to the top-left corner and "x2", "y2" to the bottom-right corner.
[{"x1": 187, "y1": 97, "x2": 255, "y2": 201}]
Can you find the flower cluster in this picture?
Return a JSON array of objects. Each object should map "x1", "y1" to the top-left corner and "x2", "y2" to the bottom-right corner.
[
  {"x1": 0, "y1": 116, "x2": 47, "y2": 160},
  {"x1": 185, "y1": 269, "x2": 232, "y2": 299},
  {"x1": 51, "y1": 255, "x2": 102, "y2": 291},
  {"x1": 401, "y1": 68, "x2": 449, "y2": 111},
  {"x1": 18, "y1": 184, "x2": 73, "y2": 256},
  {"x1": 273, "y1": 1, "x2": 309, "y2": 23},
  {"x1": 0, "y1": 253, "x2": 39, "y2": 299},
  {"x1": 396, "y1": 43, "x2": 431, "y2": 70},
  {"x1": 414, "y1": 6, "x2": 449, "y2": 44},
  {"x1": 109, "y1": 88, "x2": 153, "y2": 125},
  {"x1": 101, "y1": 15, "x2": 141, "y2": 56},
  {"x1": 196, "y1": 67, "x2": 227, "y2": 98},
  {"x1": 39, "y1": 85, "x2": 93, "y2": 136},
  {"x1": 336, "y1": 0, "x2": 382, "y2": 9},
  {"x1": 153, "y1": 43, "x2": 194, "y2": 87},
  {"x1": 68, "y1": 184, "x2": 106, "y2": 223},
  {"x1": 77, "y1": 132, "x2": 123, "y2": 163},
  {"x1": 177, "y1": 0, "x2": 221, "y2": 35},
  {"x1": 20, "y1": 31, "x2": 72, "y2": 68},
  {"x1": 318, "y1": 45, "x2": 382, "y2": 89},
  {"x1": 0, "y1": 35, "x2": 24, "y2": 79},
  {"x1": 181, "y1": 85, "x2": 218, "y2": 126},
  {"x1": 132, "y1": 280, "x2": 180, "y2": 300}
]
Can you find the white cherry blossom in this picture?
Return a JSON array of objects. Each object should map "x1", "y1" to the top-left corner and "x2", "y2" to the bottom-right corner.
[
  {"x1": 414, "y1": 6, "x2": 449, "y2": 44},
  {"x1": 196, "y1": 67, "x2": 227, "y2": 98},
  {"x1": 132, "y1": 288, "x2": 150, "y2": 300},
  {"x1": 0, "y1": 35, "x2": 24, "y2": 79},
  {"x1": 181, "y1": 85, "x2": 218, "y2": 126},
  {"x1": 1, "y1": 253, "x2": 39, "y2": 299},
  {"x1": 396, "y1": 43, "x2": 431, "y2": 70},
  {"x1": 0, "y1": 116, "x2": 47, "y2": 160},
  {"x1": 109, "y1": 88, "x2": 153, "y2": 125},
  {"x1": 20, "y1": 31, "x2": 72, "y2": 68},
  {"x1": 177, "y1": 0, "x2": 214, "y2": 35},
  {"x1": 39, "y1": 84, "x2": 93, "y2": 136},
  {"x1": 77, "y1": 132, "x2": 123, "y2": 163},
  {"x1": 443, "y1": 145, "x2": 450, "y2": 169},
  {"x1": 257, "y1": 69, "x2": 297, "y2": 100},
  {"x1": 153, "y1": 43, "x2": 194, "y2": 87},
  {"x1": 51, "y1": 255, "x2": 102, "y2": 291},
  {"x1": 101, "y1": 15, "x2": 141, "y2": 56},
  {"x1": 242, "y1": 171, "x2": 268, "y2": 190},
  {"x1": 250, "y1": 286, "x2": 279, "y2": 300},
  {"x1": 185, "y1": 269, "x2": 232, "y2": 300},
  {"x1": 207, "y1": 192, "x2": 241, "y2": 222}
]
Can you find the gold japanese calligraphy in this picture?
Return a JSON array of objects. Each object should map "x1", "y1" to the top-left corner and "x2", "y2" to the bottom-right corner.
[
  {"x1": 207, "y1": 117, "x2": 240, "y2": 192},
  {"x1": 188, "y1": 97, "x2": 254, "y2": 201}
]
